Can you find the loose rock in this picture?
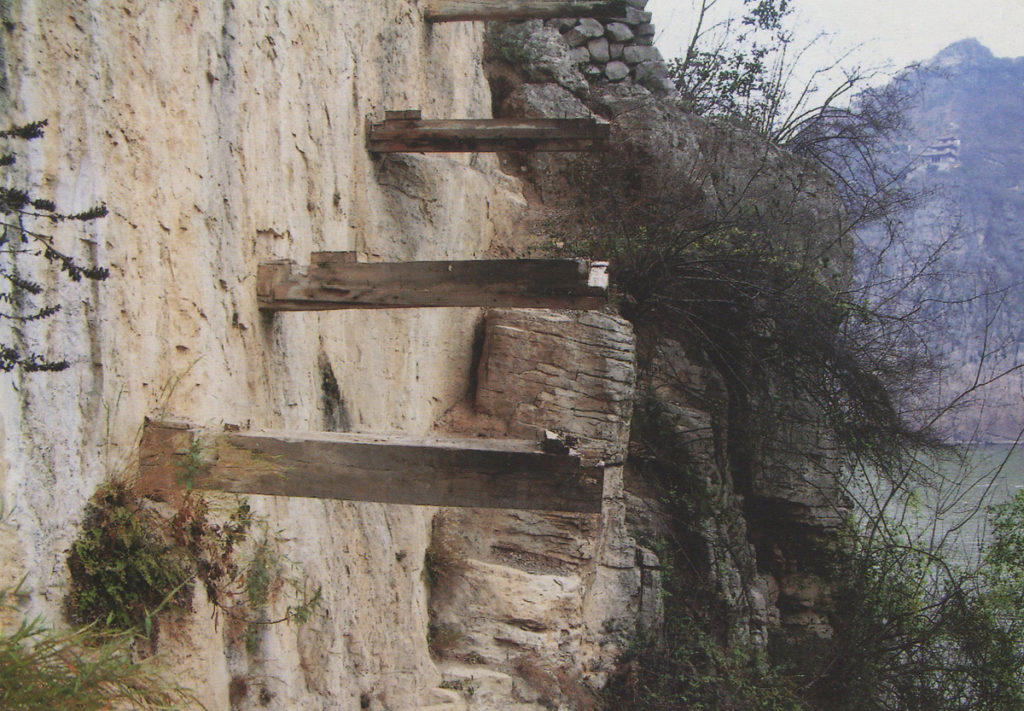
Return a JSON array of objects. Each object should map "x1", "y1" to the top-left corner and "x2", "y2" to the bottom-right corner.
[
  {"x1": 588, "y1": 37, "x2": 611, "y2": 63},
  {"x1": 574, "y1": 17, "x2": 606, "y2": 38},
  {"x1": 623, "y1": 45, "x2": 661, "y2": 65},
  {"x1": 605, "y1": 61, "x2": 630, "y2": 81},
  {"x1": 605, "y1": 21, "x2": 635, "y2": 43}
]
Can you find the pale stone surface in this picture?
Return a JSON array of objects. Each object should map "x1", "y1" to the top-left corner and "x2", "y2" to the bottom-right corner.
[
  {"x1": 587, "y1": 37, "x2": 610, "y2": 63},
  {"x1": 568, "y1": 46, "x2": 591, "y2": 65},
  {"x1": 623, "y1": 44, "x2": 661, "y2": 65},
  {"x1": 431, "y1": 311, "x2": 642, "y2": 708},
  {"x1": 485, "y1": 22, "x2": 588, "y2": 95},
  {"x1": 605, "y1": 22, "x2": 635, "y2": 43},
  {"x1": 0, "y1": 413, "x2": 25, "y2": 631},
  {"x1": 0, "y1": 1, "x2": 526, "y2": 708},
  {"x1": 563, "y1": 27, "x2": 589, "y2": 48},
  {"x1": 574, "y1": 18, "x2": 607, "y2": 39},
  {"x1": 440, "y1": 663, "x2": 549, "y2": 711},
  {"x1": 476, "y1": 309, "x2": 636, "y2": 465},
  {"x1": 605, "y1": 60, "x2": 630, "y2": 81},
  {"x1": 433, "y1": 558, "x2": 585, "y2": 666}
]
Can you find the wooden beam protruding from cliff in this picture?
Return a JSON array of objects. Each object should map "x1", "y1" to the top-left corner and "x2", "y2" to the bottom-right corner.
[
  {"x1": 424, "y1": 0, "x2": 628, "y2": 21},
  {"x1": 257, "y1": 253, "x2": 609, "y2": 311},
  {"x1": 368, "y1": 111, "x2": 610, "y2": 153},
  {"x1": 137, "y1": 420, "x2": 604, "y2": 513}
]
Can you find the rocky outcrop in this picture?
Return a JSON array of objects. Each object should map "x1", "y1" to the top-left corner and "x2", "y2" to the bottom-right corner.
[
  {"x1": 482, "y1": 18, "x2": 853, "y2": 684},
  {"x1": 430, "y1": 308, "x2": 646, "y2": 709},
  {"x1": 0, "y1": 2, "x2": 855, "y2": 708},
  {"x1": 476, "y1": 309, "x2": 635, "y2": 465}
]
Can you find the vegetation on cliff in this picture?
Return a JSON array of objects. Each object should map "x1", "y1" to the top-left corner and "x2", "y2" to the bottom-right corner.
[
  {"x1": 493, "y1": 3, "x2": 1024, "y2": 708},
  {"x1": 0, "y1": 120, "x2": 109, "y2": 372},
  {"x1": 0, "y1": 502, "x2": 196, "y2": 711}
]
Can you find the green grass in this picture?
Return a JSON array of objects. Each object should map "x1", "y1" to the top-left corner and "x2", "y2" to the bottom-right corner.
[{"x1": 0, "y1": 611, "x2": 199, "y2": 710}]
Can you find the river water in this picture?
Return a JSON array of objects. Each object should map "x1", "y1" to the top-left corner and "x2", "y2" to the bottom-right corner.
[{"x1": 902, "y1": 443, "x2": 1024, "y2": 564}]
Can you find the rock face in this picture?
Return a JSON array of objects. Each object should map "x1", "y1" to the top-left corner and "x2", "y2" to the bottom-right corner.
[
  {"x1": 0, "y1": 2, "x2": 524, "y2": 709},
  {"x1": 476, "y1": 309, "x2": 635, "y2": 465},
  {"x1": 0, "y1": 2, "x2": 853, "y2": 709},
  {"x1": 482, "y1": 22, "x2": 853, "y2": 688},
  {"x1": 430, "y1": 309, "x2": 644, "y2": 708}
]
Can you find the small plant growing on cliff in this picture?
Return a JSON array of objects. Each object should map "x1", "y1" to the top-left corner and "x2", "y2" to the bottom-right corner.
[
  {"x1": 65, "y1": 482, "x2": 321, "y2": 649},
  {"x1": 0, "y1": 119, "x2": 109, "y2": 372},
  {"x1": 65, "y1": 483, "x2": 194, "y2": 636},
  {"x1": 1, "y1": 591, "x2": 198, "y2": 710},
  {"x1": 1, "y1": 502, "x2": 196, "y2": 710}
]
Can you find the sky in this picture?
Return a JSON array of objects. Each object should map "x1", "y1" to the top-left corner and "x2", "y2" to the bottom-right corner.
[{"x1": 646, "y1": 0, "x2": 1024, "y2": 77}]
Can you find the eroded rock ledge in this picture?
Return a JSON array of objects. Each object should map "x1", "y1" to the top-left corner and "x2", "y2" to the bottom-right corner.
[{"x1": 430, "y1": 308, "x2": 657, "y2": 709}]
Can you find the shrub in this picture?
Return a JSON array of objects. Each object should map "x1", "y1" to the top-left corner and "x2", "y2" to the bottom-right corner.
[
  {"x1": 65, "y1": 483, "x2": 193, "y2": 636},
  {"x1": 810, "y1": 523, "x2": 1024, "y2": 711},
  {"x1": 1, "y1": 501, "x2": 196, "y2": 710},
  {"x1": 65, "y1": 482, "x2": 321, "y2": 652},
  {"x1": 0, "y1": 610, "x2": 197, "y2": 710},
  {"x1": 604, "y1": 612, "x2": 805, "y2": 711}
]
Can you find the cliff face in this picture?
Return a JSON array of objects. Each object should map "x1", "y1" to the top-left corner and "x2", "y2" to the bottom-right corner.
[
  {"x1": 0, "y1": 3, "x2": 851, "y2": 710},
  {"x1": 0, "y1": 2, "x2": 525, "y2": 708},
  {"x1": 884, "y1": 40, "x2": 1024, "y2": 441},
  {"x1": 483, "y1": 15, "x2": 851, "y2": 685}
]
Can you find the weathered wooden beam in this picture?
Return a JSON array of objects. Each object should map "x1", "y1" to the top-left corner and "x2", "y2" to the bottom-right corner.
[
  {"x1": 368, "y1": 112, "x2": 610, "y2": 153},
  {"x1": 257, "y1": 253, "x2": 609, "y2": 311},
  {"x1": 425, "y1": 0, "x2": 628, "y2": 21},
  {"x1": 137, "y1": 420, "x2": 604, "y2": 513}
]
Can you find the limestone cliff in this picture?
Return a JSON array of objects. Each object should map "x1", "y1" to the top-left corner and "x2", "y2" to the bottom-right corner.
[
  {"x1": 478, "y1": 14, "x2": 852, "y2": 703},
  {"x1": 0, "y1": 2, "x2": 524, "y2": 708},
  {"x1": 0, "y1": 2, "x2": 851, "y2": 710}
]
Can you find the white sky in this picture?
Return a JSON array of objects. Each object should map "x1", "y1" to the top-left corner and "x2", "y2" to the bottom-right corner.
[{"x1": 647, "y1": 0, "x2": 1024, "y2": 76}]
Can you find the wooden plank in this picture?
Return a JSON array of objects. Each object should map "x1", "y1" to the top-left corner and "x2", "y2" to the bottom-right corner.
[
  {"x1": 257, "y1": 255, "x2": 609, "y2": 311},
  {"x1": 425, "y1": 0, "x2": 628, "y2": 21},
  {"x1": 137, "y1": 421, "x2": 604, "y2": 513},
  {"x1": 368, "y1": 116, "x2": 610, "y2": 153}
]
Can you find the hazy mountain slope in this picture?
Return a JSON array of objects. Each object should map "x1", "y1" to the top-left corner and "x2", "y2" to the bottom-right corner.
[{"x1": 880, "y1": 39, "x2": 1024, "y2": 441}]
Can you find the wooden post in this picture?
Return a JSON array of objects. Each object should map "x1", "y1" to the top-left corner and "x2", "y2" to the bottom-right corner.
[
  {"x1": 368, "y1": 113, "x2": 610, "y2": 153},
  {"x1": 425, "y1": 0, "x2": 628, "y2": 21},
  {"x1": 257, "y1": 254, "x2": 609, "y2": 311},
  {"x1": 137, "y1": 421, "x2": 604, "y2": 513}
]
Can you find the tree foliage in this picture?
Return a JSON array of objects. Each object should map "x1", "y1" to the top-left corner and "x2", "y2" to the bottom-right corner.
[
  {"x1": 0, "y1": 119, "x2": 108, "y2": 372},
  {"x1": 546, "y1": 41, "x2": 1024, "y2": 705},
  {"x1": 815, "y1": 517, "x2": 1024, "y2": 711},
  {"x1": 669, "y1": 0, "x2": 793, "y2": 133},
  {"x1": 667, "y1": 0, "x2": 899, "y2": 157}
]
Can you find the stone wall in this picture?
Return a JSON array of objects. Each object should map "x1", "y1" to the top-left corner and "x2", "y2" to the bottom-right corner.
[
  {"x1": 485, "y1": 0, "x2": 673, "y2": 99},
  {"x1": 552, "y1": 0, "x2": 673, "y2": 92}
]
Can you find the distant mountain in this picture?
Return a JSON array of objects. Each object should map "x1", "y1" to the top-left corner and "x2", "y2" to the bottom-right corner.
[{"x1": 878, "y1": 40, "x2": 1024, "y2": 441}]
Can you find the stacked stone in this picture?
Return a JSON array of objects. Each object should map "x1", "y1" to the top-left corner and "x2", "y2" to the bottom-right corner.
[{"x1": 547, "y1": 0, "x2": 674, "y2": 93}]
